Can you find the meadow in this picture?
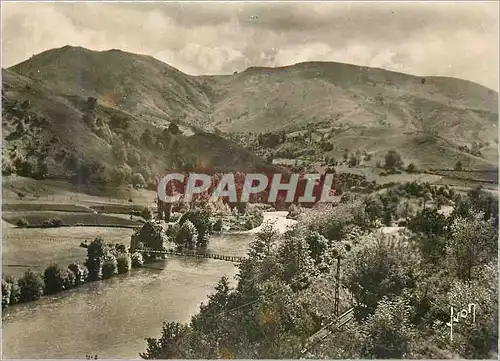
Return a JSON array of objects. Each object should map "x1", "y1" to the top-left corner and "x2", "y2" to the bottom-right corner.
[{"x1": 2, "y1": 225, "x2": 135, "y2": 278}]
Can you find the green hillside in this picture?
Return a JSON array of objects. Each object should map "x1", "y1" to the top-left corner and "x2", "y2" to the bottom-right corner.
[{"x1": 2, "y1": 46, "x2": 498, "y2": 187}]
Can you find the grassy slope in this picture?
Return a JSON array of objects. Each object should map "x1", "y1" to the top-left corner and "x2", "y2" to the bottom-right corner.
[
  {"x1": 3, "y1": 46, "x2": 497, "y2": 180},
  {"x1": 2, "y1": 51, "x2": 274, "y2": 182},
  {"x1": 3, "y1": 226, "x2": 135, "y2": 278}
]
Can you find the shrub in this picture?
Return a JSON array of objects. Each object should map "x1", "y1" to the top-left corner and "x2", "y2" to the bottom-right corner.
[
  {"x1": 384, "y1": 150, "x2": 404, "y2": 170},
  {"x1": 130, "y1": 221, "x2": 169, "y2": 251},
  {"x1": 176, "y1": 220, "x2": 198, "y2": 249},
  {"x1": 2, "y1": 279, "x2": 12, "y2": 308},
  {"x1": 406, "y1": 163, "x2": 417, "y2": 173},
  {"x1": 131, "y1": 252, "x2": 144, "y2": 268},
  {"x1": 43, "y1": 263, "x2": 69, "y2": 294},
  {"x1": 18, "y1": 269, "x2": 44, "y2": 302},
  {"x1": 166, "y1": 223, "x2": 181, "y2": 239},
  {"x1": 116, "y1": 253, "x2": 132, "y2": 274},
  {"x1": 131, "y1": 173, "x2": 147, "y2": 189},
  {"x1": 179, "y1": 206, "x2": 212, "y2": 243},
  {"x1": 64, "y1": 269, "x2": 76, "y2": 290},
  {"x1": 213, "y1": 218, "x2": 223, "y2": 232},
  {"x1": 42, "y1": 218, "x2": 64, "y2": 227},
  {"x1": 244, "y1": 218, "x2": 254, "y2": 230},
  {"x1": 141, "y1": 207, "x2": 153, "y2": 221},
  {"x1": 3, "y1": 276, "x2": 21, "y2": 307},
  {"x1": 68, "y1": 263, "x2": 89, "y2": 285},
  {"x1": 101, "y1": 254, "x2": 118, "y2": 279},
  {"x1": 16, "y1": 218, "x2": 29, "y2": 228},
  {"x1": 85, "y1": 237, "x2": 110, "y2": 281}
]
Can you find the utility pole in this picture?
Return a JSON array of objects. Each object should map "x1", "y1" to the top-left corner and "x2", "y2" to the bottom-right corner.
[{"x1": 334, "y1": 256, "x2": 341, "y2": 317}]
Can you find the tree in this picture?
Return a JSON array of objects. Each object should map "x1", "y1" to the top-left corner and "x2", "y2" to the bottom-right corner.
[
  {"x1": 109, "y1": 114, "x2": 130, "y2": 130},
  {"x1": 248, "y1": 221, "x2": 279, "y2": 260},
  {"x1": 18, "y1": 269, "x2": 44, "y2": 302},
  {"x1": 384, "y1": 150, "x2": 404, "y2": 171},
  {"x1": 116, "y1": 253, "x2": 132, "y2": 274},
  {"x1": 364, "y1": 194, "x2": 384, "y2": 224},
  {"x1": 43, "y1": 263, "x2": 73, "y2": 294},
  {"x1": 101, "y1": 254, "x2": 118, "y2": 279},
  {"x1": 128, "y1": 151, "x2": 141, "y2": 167},
  {"x1": 348, "y1": 155, "x2": 359, "y2": 167},
  {"x1": 406, "y1": 163, "x2": 417, "y2": 173},
  {"x1": 68, "y1": 263, "x2": 89, "y2": 286},
  {"x1": 168, "y1": 122, "x2": 181, "y2": 135},
  {"x1": 176, "y1": 220, "x2": 198, "y2": 250},
  {"x1": 446, "y1": 213, "x2": 497, "y2": 281},
  {"x1": 16, "y1": 218, "x2": 29, "y2": 228},
  {"x1": 2, "y1": 275, "x2": 21, "y2": 308},
  {"x1": 344, "y1": 236, "x2": 419, "y2": 320},
  {"x1": 141, "y1": 207, "x2": 153, "y2": 221},
  {"x1": 358, "y1": 297, "x2": 417, "y2": 358},
  {"x1": 2, "y1": 279, "x2": 12, "y2": 308},
  {"x1": 140, "y1": 322, "x2": 190, "y2": 359},
  {"x1": 109, "y1": 167, "x2": 130, "y2": 186},
  {"x1": 305, "y1": 231, "x2": 329, "y2": 266},
  {"x1": 131, "y1": 173, "x2": 147, "y2": 189},
  {"x1": 85, "y1": 237, "x2": 110, "y2": 281},
  {"x1": 141, "y1": 129, "x2": 155, "y2": 147},
  {"x1": 131, "y1": 221, "x2": 169, "y2": 252},
  {"x1": 179, "y1": 206, "x2": 212, "y2": 246},
  {"x1": 454, "y1": 160, "x2": 463, "y2": 171},
  {"x1": 213, "y1": 218, "x2": 223, "y2": 232},
  {"x1": 131, "y1": 252, "x2": 144, "y2": 268}
]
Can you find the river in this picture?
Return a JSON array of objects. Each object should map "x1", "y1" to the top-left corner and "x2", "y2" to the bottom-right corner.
[{"x1": 1, "y1": 212, "x2": 294, "y2": 359}]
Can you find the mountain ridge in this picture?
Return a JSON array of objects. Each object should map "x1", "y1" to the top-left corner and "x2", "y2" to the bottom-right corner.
[{"x1": 2, "y1": 45, "x2": 498, "y2": 185}]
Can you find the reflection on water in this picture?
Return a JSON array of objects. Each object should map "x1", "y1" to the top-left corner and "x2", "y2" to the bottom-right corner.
[{"x1": 2, "y1": 233, "x2": 254, "y2": 359}]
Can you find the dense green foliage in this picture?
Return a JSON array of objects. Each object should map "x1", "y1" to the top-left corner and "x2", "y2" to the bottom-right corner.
[
  {"x1": 140, "y1": 183, "x2": 498, "y2": 359},
  {"x1": 2, "y1": 237, "x2": 140, "y2": 308}
]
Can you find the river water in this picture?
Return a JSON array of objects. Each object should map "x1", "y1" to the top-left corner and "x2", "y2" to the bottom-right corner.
[{"x1": 2, "y1": 212, "x2": 294, "y2": 359}]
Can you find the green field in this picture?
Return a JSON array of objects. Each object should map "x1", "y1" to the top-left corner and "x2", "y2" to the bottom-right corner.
[
  {"x1": 2, "y1": 211, "x2": 142, "y2": 228},
  {"x1": 2, "y1": 226, "x2": 136, "y2": 279}
]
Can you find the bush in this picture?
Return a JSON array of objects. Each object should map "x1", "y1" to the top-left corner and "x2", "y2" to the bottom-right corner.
[
  {"x1": 16, "y1": 218, "x2": 29, "y2": 228},
  {"x1": 131, "y1": 173, "x2": 147, "y2": 189},
  {"x1": 101, "y1": 254, "x2": 118, "y2": 279},
  {"x1": 85, "y1": 237, "x2": 110, "y2": 281},
  {"x1": 141, "y1": 207, "x2": 153, "y2": 221},
  {"x1": 2, "y1": 279, "x2": 12, "y2": 308},
  {"x1": 131, "y1": 252, "x2": 144, "y2": 268},
  {"x1": 68, "y1": 263, "x2": 89, "y2": 285},
  {"x1": 384, "y1": 150, "x2": 404, "y2": 170},
  {"x1": 18, "y1": 269, "x2": 44, "y2": 302},
  {"x1": 116, "y1": 253, "x2": 132, "y2": 274},
  {"x1": 406, "y1": 163, "x2": 417, "y2": 173},
  {"x1": 213, "y1": 218, "x2": 223, "y2": 232},
  {"x1": 64, "y1": 269, "x2": 76, "y2": 290},
  {"x1": 176, "y1": 220, "x2": 198, "y2": 249},
  {"x1": 42, "y1": 218, "x2": 64, "y2": 227},
  {"x1": 43, "y1": 263, "x2": 71, "y2": 294},
  {"x1": 166, "y1": 222, "x2": 181, "y2": 239},
  {"x1": 244, "y1": 218, "x2": 254, "y2": 230},
  {"x1": 130, "y1": 221, "x2": 169, "y2": 251}
]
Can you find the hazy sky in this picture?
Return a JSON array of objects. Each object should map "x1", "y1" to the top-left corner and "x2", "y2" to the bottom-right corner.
[{"x1": 2, "y1": 1, "x2": 499, "y2": 90}]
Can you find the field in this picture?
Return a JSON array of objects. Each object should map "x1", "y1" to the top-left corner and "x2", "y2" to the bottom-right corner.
[
  {"x1": 2, "y1": 211, "x2": 142, "y2": 228},
  {"x1": 1, "y1": 176, "x2": 155, "y2": 279},
  {"x1": 2, "y1": 225, "x2": 136, "y2": 278}
]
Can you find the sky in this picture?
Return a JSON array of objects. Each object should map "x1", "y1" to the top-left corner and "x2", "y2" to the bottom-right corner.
[{"x1": 2, "y1": 1, "x2": 499, "y2": 91}]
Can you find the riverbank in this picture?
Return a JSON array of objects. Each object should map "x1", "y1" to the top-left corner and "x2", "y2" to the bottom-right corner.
[{"x1": 2, "y1": 212, "x2": 292, "y2": 359}]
